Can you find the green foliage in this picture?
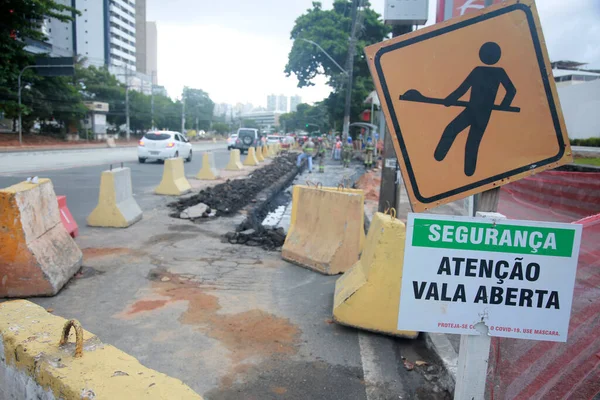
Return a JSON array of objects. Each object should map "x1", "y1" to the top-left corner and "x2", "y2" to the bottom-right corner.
[
  {"x1": 574, "y1": 157, "x2": 600, "y2": 166},
  {"x1": 279, "y1": 102, "x2": 331, "y2": 133},
  {"x1": 285, "y1": 1, "x2": 389, "y2": 127},
  {"x1": 183, "y1": 87, "x2": 214, "y2": 131},
  {"x1": 76, "y1": 63, "x2": 126, "y2": 126},
  {"x1": 0, "y1": 0, "x2": 79, "y2": 121},
  {"x1": 212, "y1": 122, "x2": 230, "y2": 134},
  {"x1": 570, "y1": 137, "x2": 600, "y2": 147}
]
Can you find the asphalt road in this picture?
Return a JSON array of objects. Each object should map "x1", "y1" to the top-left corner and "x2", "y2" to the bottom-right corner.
[
  {"x1": 1, "y1": 146, "x2": 450, "y2": 399},
  {"x1": 0, "y1": 144, "x2": 233, "y2": 230}
]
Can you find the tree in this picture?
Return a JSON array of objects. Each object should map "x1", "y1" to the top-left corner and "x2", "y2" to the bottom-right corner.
[
  {"x1": 183, "y1": 87, "x2": 214, "y2": 131},
  {"x1": 0, "y1": 0, "x2": 79, "y2": 127},
  {"x1": 285, "y1": 1, "x2": 390, "y2": 128},
  {"x1": 279, "y1": 102, "x2": 331, "y2": 133},
  {"x1": 76, "y1": 63, "x2": 126, "y2": 127},
  {"x1": 212, "y1": 122, "x2": 230, "y2": 135}
]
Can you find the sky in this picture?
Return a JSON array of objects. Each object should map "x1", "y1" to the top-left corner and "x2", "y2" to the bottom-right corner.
[{"x1": 147, "y1": 0, "x2": 600, "y2": 108}]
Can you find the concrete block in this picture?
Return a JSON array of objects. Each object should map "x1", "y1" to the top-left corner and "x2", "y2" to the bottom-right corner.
[
  {"x1": 332, "y1": 212, "x2": 418, "y2": 338},
  {"x1": 225, "y1": 149, "x2": 244, "y2": 171},
  {"x1": 87, "y1": 167, "x2": 143, "y2": 228},
  {"x1": 155, "y1": 158, "x2": 192, "y2": 196},
  {"x1": 256, "y1": 146, "x2": 265, "y2": 162},
  {"x1": 196, "y1": 152, "x2": 219, "y2": 180},
  {"x1": 243, "y1": 147, "x2": 259, "y2": 166},
  {"x1": 282, "y1": 185, "x2": 365, "y2": 275},
  {"x1": 0, "y1": 179, "x2": 82, "y2": 297}
]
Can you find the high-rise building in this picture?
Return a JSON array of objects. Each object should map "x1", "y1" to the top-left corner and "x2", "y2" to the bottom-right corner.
[
  {"x1": 135, "y1": 0, "x2": 146, "y2": 73},
  {"x1": 146, "y1": 22, "x2": 158, "y2": 85},
  {"x1": 267, "y1": 95, "x2": 277, "y2": 111},
  {"x1": 24, "y1": 0, "x2": 75, "y2": 58},
  {"x1": 107, "y1": 0, "x2": 137, "y2": 69},
  {"x1": 277, "y1": 95, "x2": 288, "y2": 112},
  {"x1": 290, "y1": 95, "x2": 302, "y2": 112}
]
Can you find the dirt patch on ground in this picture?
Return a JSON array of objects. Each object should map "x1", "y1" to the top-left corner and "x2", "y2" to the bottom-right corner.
[
  {"x1": 82, "y1": 247, "x2": 135, "y2": 259},
  {"x1": 355, "y1": 169, "x2": 381, "y2": 201},
  {"x1": 168, "y1": 153, "x2": 298, "y2": 217},
  {"x1": 118, "y1": 269, "x2": 300, "y2": 363}
]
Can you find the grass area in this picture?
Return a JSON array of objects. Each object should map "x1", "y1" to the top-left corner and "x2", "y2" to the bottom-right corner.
[{"x1": 574, "y1": 157, "x2": 600, "y2": 166}]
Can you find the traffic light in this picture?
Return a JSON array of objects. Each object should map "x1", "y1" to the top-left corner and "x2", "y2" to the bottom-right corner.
[{"x1": 305, "y1": 123, "x2": 309, "y2": 128}]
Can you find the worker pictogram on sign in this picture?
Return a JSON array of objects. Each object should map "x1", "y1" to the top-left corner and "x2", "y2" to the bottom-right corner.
[
  {"x1": 365, "y1": 0, "x2": 572, "y2": 212},
  {"x1": 401, "y1": 41, "x2": 520, "y2": 177}
]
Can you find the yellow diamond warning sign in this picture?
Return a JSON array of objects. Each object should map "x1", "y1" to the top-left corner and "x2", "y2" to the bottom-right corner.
[{"x1": 365, "y1": 0, "x2": 572, "y2": 212}]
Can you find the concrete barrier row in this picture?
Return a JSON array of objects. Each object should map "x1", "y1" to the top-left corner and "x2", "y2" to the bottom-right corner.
[
  {"x1": 282, "y1": 185, "x2": 417, "y2": 338},
  {"x1": 0, "y1": 300, "x2": 202, "y2": 399}
]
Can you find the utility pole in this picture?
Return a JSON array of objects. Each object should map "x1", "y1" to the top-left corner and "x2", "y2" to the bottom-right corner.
[
  {"x1": 150, "y1": 71, "x2": 155, "y2": 130},
  {"x1": 125, "y1": 65, "x2": 130, "y2": 141},
  {"x1": 377, "y1": 25, "x2": 412, "y2": 213},
  {"x1": 181, "y1": 89, "x2": 186, "y2": 134},
  {"x1": 342, "y1": 0, "x2": 364, "y2": 141}
]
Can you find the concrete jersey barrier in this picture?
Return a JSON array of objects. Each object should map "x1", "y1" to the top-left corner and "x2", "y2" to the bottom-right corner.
[
  {"x1": 243, "y1": 147, "x2": 259, "y2": 166},
  {"x1": 0, "y1": 179, "x2": 82, "y2": 297},
  {"x1": 196, "y1": 152, "x2": 219, "y2": 180},
  {"x1": 255, "y1": 146, "x2": 265, "y2": 162},
  {"x1": 225, "y1": 149, "x2": 244, "y2": 171},
  {"x1": 0, "y1": 300, "x2": 202, "y2": 399},
  {"x1": 282, "y1": 185, "x2": 365, "y2": 275},
  {"x1": 155, "y1": 158, "x2": 192, "y2": 196},
  {"x1": 87, "y1": 167, "x2": 143, "y2": 228},
  {"x1": 333, "y1": 212, "x2": 418, "y2": 338}
]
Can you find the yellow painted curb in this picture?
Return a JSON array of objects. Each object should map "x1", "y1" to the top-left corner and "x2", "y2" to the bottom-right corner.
[
  {"x1": 87, "y1": 167, "x2": 143, "y2": 228},
  {"x1": 243, "y1": 147, "x2": 259, "y2": 166},
  {"x1": 282, "y1": 185, "x2": 365, "y2": 275},
  {"x1": 0, "y1": 179, "x2": 82, "y2": 297},
  {"x1": 0, "y1": 300, "x2": 202, "y2": 399},
  {"x1": 333, "y1": 212, "x2": 419, "y2": 338},
  {"x1": 225, "y1": 149, "x2": 244, "y2": 171},
  {"x1": 196, "y1": 152, "x2": 219, "y2": 180},
  {"x1": 255, "y1": 146, "x2": 265, "y2": 162},
  {"x1": 155, "y1": 158, "x2": 192, "y2": 196}
]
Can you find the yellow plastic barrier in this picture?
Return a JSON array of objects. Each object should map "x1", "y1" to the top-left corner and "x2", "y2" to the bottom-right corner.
[
  {"x1": 196, "y1": 152, "x2": 219, "y2": 180},
  {"x1": 255, "y1": 145, "x2": 265, "y2": 162},
  {"x1": 243, "y1": 147, "x2": 259, "y2": 166},
  {"x1": 333, "y1": 212, "x2": 419, "y2": 338},
  {"x1": 87, "y1": 167, "x2": 143, "y2": 228},
  {"x1": 0, "y1": 179, "x2": 82, "y2": 297},
  {"x1": 0, "y1": 300, "x2": 202, "y2": 399},
  {"x1": 155, "y1": 158, "x2": 192, "y2": 196},
  {"x1": 225, "y1": 149, "x2": 244, "y2": 171},
  {"x1": 282, "y1": 185, "x2": 365, "y2": 275}
]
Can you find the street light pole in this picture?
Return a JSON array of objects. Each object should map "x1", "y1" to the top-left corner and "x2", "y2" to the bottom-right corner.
[
  {"x1": 17, "y1": 64, "x2": 74, "y2": 145},
  {"x1": 342, "y1": 0, "x2": 363, "y2": 142},
  {"x1": 299, "y1": 39, "x2": 348, "y2": 76}
]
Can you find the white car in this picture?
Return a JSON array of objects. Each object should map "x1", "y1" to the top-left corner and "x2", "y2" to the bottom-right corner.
[
  {"x1": 138, "y1": 131, "x2": 193, "y2": 163},
  {"x1": 227, "y1": 134, "x2": 238, "y2": 150},
  {"x1": 267, "y1": 135, "x2": 282, "y2": 145}
]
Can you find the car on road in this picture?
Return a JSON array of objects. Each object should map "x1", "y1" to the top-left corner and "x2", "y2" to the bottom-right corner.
[
  {"x1": 266, "y1": 135, "x2": 282, "y2": 145},
  {"x1": 138, "y1": 131, "x2": 192, "y2": 163},
  {"x1": 227, "y1": 134, "x2": 238, "y2": 150},
  {"x1": 232, "y1": 128, "x2": 260, "y2": 154}
]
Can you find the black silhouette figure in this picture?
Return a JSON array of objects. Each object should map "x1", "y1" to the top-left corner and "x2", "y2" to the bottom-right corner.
[{"x1": 399, "y1": 42, "x2": 519, "y2": 176}]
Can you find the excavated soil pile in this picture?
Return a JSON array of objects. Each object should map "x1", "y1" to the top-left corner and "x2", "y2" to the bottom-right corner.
[{"x1": 168, "y1": 153, "x2": 298, "y2": 218}]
